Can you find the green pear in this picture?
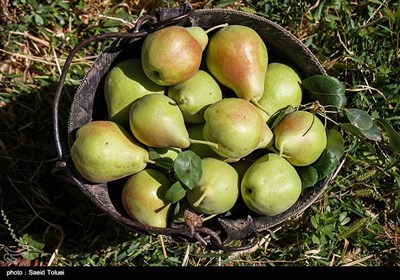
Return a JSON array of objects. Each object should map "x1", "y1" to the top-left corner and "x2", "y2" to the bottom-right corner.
[
  {"x1": 104, "y1": 58, "x2": 165, "y2": 128},
  {"x1": 129, "y1": 94, "x2": 217, "y2": 149},
  {"x1": 241, "y1": 153, "x2": 302, "y2": 216},
  {"x1": 167, "y1": 70, "x2": 222, "y2": 123},
  {"x1": 70, "y1": 120, "x2": 149, "y2": 183},
  {"x1": 186, "y1": 158, "x2": 239, "y2": 215},
  {"x1": 257, "y1": 62, "x2": 302, "y2": 122},
  {"x1": 122, "y1": 169, "x2": 171, "y2": 228},
  {"x1": 206, "y1": 25, "x2": 268, "y2": 102},
  {"x1": 203, "y1": 98, "x2": 273, "y2": 162},
  {"x1": 186, "y1": 26, "x2": 208, "y2": 51},
  {"x1": 187, "y1": 124, "x2": 221, "y2": 159},
  {"x1": 129, "y1": 94, "x2": 189, "y2": 148},
  {"x1": 141, "y1": 25, "x2": 203, "y2": 86},
  {"x1": 273, "y1": 110, "x2": 327, "y2": 166}
]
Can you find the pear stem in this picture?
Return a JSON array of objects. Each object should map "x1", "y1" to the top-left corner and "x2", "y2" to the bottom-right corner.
[
  {"x1": 189, "y1": 138, "x2": 219, "y2": 149},
  {"x1": 145, "y1": 159, "x2": 156, "y2": 165},
  {"x1": 250, "y1": 98, "x2": 270, "y2": 117},
  {"x1": 205, "y1": 23, "x2": 229, "y2": 34},
  {"x1": 193, "y1": 190, "x2": 208, "y2": 208},
  {"x1": 277, "y1": 143, "x2": 289, "y2": 159},
  {"x1": 145, "y1": 159, "x2": 172, "y2": 170}
]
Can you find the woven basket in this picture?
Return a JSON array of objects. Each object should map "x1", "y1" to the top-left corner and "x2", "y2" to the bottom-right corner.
[{"x1": 53, "y1": 4, "x2": 330, "y2": 251}]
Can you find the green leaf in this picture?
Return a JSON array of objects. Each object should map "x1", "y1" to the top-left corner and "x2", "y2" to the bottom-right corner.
[
  {"x1": 148, "y1": 147, "x2": 178, "y2": 170},
  {"x1": 173, "y1": 150, "x2": 202, "y2": 190},
  {"x1": 311, "y1": 215, "x2": 319, "y2": 228},
  {"x1": 339, "y1": 121, "x2": 381, "y2": 142},
  {"x1": 34, "y1": 14, "x2": 44, "y2": 25},
  {"x1": 313, "y1": 149, "x2": 338, "y2": 180},
  {"x1": 165, "y1": 181, "x2": 187, "y2": 203},
  {"x1": 345, "y1": 108, "x2": 373, "y2": 130},
  {"x1": 375, "y1": 118, "x2": 400, "y2": 153},
  {"x1": 361, "y1": 122, "x2": 382, "y2": 141},
  {"x1": 321, "y1": 224, "x2": 336, "y2": 240},
  {"x1": 148, "y1": 147, "x2": 161, "y2": 160},
  {"x1": 338, "y1": 123, "x2": 366, "y2": 139},
  {"x1": 302, "y1": 75, "x2": 347, "y2": 109},
  {"x1": 297, "y1": 166, "x2": 319, "y2": 191},
  {"x1": 326, "y1": 128, "x2": 345, "y2": 162},
  {"x1": 19, "y1": 233, "x2": 45, "y2": 260}
]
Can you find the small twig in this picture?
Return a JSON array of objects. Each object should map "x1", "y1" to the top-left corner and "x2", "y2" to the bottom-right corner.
[
  {"x1": 158, "y1": 235, "x2": 168, "y2": 259},
  {"x1": 341, "y1": 254, "x2": 374, "y2": 267},
  {"x1": 181, "y1": 245, "x2": 190, "y2": 266},
  {"x1": 52, "y1": 47, "x2": 62, "y2": 76},
  {"x1": 98, "y1": 15, "x2": 135, "y2": 29},
  {"x1": 0, "y1": 48, "x2": 96, "y2": 66},
  {"x1": 345, "y1": 85, "x2": 387, "y2": 100},
  {"x1": 337, "y1": 31, "x2": 354, "y2": 56},
  {"x1": 47, "y1": 249, "x2": 58, "y2": 266},
  {"x1": 9, "y1": 31, "x2": 50, "y2": 47}
]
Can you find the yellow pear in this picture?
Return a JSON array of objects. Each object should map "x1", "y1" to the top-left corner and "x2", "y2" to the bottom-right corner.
[
  {"x1": 257, "y1": 63, "x2": 302, "y2": 122},
  {"x1": 70, "y1": 121, "x2": 149, "y2": 183},
  {"x1": 122, "y1": 169, "x2": 171, "y2": 228}
]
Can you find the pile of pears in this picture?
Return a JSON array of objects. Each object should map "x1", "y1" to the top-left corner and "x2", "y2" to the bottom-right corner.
[{"x1": 70, "y1": 24, "x2": 328, "y2": 228}]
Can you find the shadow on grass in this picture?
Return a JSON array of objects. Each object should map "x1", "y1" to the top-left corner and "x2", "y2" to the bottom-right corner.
[{"x1": 0, "y1": 81, "x2": 142, "y2": 264}]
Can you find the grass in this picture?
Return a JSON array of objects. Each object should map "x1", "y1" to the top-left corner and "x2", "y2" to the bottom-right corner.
[{"x1": 0, "y1": 0, "x2": 399, "y2": 268}]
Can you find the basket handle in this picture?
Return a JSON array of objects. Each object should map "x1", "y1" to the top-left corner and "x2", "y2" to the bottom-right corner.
[{"x1": 52, "y1": 8, "x2": 195, "y2": 167}]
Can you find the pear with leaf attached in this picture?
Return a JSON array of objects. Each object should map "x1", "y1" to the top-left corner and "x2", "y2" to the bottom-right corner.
[
  {"x1": 206, "y1": 25, "x2": 268, "y2": 102},
  {"x1": 70, "y1": 120, "x2": 149, "y2": 183}
]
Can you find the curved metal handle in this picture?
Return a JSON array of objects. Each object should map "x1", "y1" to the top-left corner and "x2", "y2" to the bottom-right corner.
[
  {"x1": 52, "y1": 8, "x2": 195, "y2": 163},
  {"x1": 52, "y1": 32, "x2": 146, "y2": 162}
]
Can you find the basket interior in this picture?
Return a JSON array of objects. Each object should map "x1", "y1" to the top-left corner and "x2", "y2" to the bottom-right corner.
[{"x1": 63, "y1": 8, "x2": 330, "y2": 242}]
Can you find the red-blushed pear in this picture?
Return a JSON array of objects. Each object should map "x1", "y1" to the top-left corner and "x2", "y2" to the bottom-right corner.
[
  {"x1": 186, "y1": 157, "x2": 239, "y2": 215},
  {"x1": 206, "y1": 25, "x2": 268, "y2": 102},
  {"x1": 186, "y1": 26, "x2": 208, "y2": 51},
  {"x1": 203, "y1": 98, "x2": 273, "y2": 162},
  {"x1": 70, "y1": 121, "x2": 150, "y2": 184},
  {"x1": 257, "y1": 62, "x2": 303, "y2": 122},
  {"x1": 273, "y1": 110, "x2": 327, "y2": 166},
  {"x1": 241, "y1": 153, "x2": 302, "y2": 216},
  {"x1": 104, "y1": 58, "x2": 165, "y2": 128},
  {"x1": 122, "y1": 169, "x2": 171, "y2": 228},
  {"x1": 141, "y1": 26, "x2": 203, "y2": 86}
]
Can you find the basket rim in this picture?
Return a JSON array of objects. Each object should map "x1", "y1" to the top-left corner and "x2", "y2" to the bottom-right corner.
[{"x1": 52, "y1": 6, "x2": 332, "y2": 251}]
